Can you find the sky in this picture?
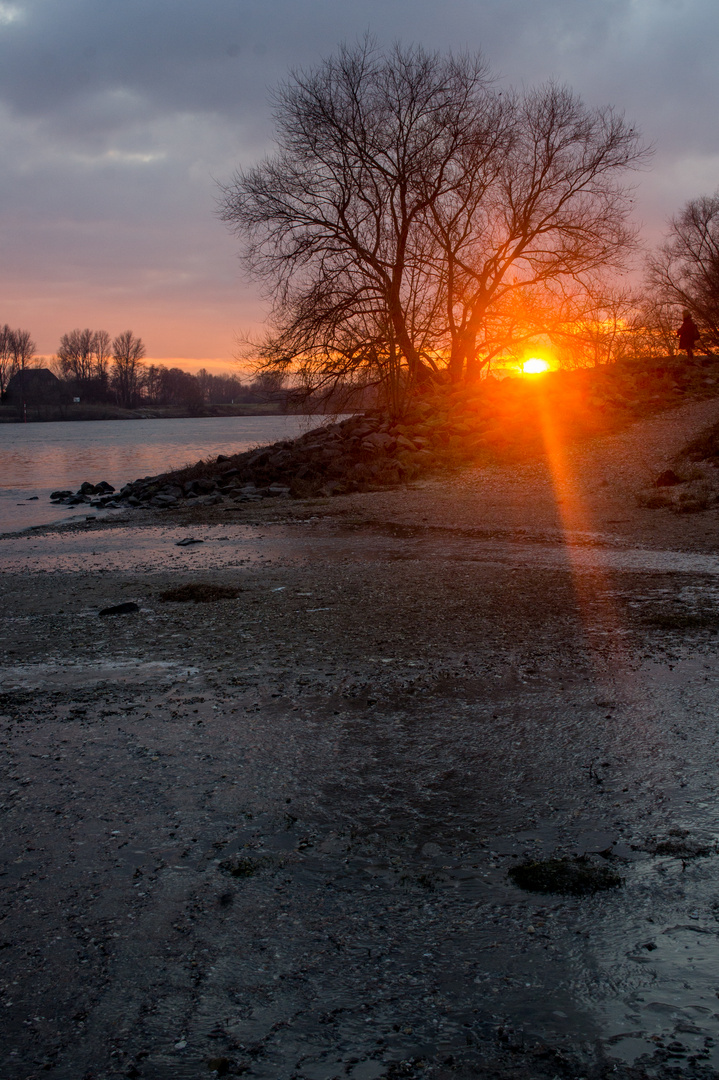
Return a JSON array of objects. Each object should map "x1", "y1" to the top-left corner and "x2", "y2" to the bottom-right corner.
[{"x1": 1, "y1": 0, "x2": 718, "y2": 374}]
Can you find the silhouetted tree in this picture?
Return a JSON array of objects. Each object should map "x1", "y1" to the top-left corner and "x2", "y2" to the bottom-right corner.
[
  {"x1": 144, "y1": 363, "x2": 163, "y2": 405},
  {"x1": 92, "y1": 329, "x2": 112, "y2": 385},
  {"x1": 0, "y1": 324, "x2": 16, "y2": 399},
  {"x1": 220, "y1": 40, "x2": 646, "y2": 411},
  {"x1": 57, "y1": 328, "x2": 116, "y2": 400},
  {"x1": 111, "y1": 331, "x2": 146, "y2": 408},
  {"x1": 57, "y1": 328, "x2": 95, "y2": 382},
  {"x1": 160, "y1": 366, "x2": 203, "y2": 410},
  {"x1": 9, "y1": 327, "x2": 36, "y2": 371},
  {"x1": 648, "y1": 192, "x2": 719, "y2": 349}
]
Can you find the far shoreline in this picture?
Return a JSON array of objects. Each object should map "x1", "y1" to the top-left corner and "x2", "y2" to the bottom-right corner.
[{"x1": 0, "y1": 403, "x2": 318, "y2": 424}]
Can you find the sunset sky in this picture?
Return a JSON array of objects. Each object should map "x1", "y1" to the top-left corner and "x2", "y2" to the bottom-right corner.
[{"x1": 1, "y1": 0, "x2": 717, "y2": 374}]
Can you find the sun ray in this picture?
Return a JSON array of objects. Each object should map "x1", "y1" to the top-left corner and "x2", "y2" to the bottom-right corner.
[{"x1": 532, "y1": 378, "x2": 631, "y2": 686}]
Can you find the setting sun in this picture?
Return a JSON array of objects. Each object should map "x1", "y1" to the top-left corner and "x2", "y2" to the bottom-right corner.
[{"x1": 522, "y1": 358, "x2": 550, "y2": 375}]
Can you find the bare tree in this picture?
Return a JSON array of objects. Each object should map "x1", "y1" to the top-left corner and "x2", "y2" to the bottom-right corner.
[
  {"x1": 220, "y1": 41, "x2": 646, "y2": 410},
  {"x1": 144, "y1": 363, "x2": 164, "y2": 405},
  {"x1": 57, "y1": 328, "x2": 96, "y2": 382},
  {"x1": 220, "y1": 41, "x2": 506, "y2": 406},
  {"x1": 431, "y1": 85, "x2": 647, "y2": 381},
  {"x1": 111, "y1": 331, "x2": 146, "y2": 408},
  {"x1": 535, "y1": 282, "x2": 641, "y2": 367},
  {"x1": 2, "y1": 327, "x2": 36, "y2": 418},
  {"x1": 9, "y1": 328, "x2": 36, "y2": 373},
  {"x1": 648, "y1": 192, "x2": 719, "y2": 348},
  {"x1": 0, "y1": 324, "x2": 16, "y2": 398},
  {"x1": 92, "y1": 329, "x2": 112, "y2": 383},
  {"x1": 632, "y1": 298, "x2": 683, "y2": 358}
]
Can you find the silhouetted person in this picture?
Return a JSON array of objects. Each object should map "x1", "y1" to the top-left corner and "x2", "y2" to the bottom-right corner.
[{"x1": 678, "y1": 309, "x2": 700, "y2": 358}]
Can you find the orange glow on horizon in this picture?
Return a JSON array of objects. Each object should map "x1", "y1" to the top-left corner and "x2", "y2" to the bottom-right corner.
[{"x1": 143, "y1": 356, "x2": 242, "y2": 377}]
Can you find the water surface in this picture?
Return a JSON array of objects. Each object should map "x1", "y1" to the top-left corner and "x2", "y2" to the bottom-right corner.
[{"x1": 0, "y1": 414, "x2": 318, "y2": 532}]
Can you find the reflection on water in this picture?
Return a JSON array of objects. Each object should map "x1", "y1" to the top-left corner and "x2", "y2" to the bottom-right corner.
[
  {"x1": 0, "y1": 414, "x2": 320, "y2": 532},
  {"x1": 0, "y1": 414, "x2": 315, "y2": 489}
]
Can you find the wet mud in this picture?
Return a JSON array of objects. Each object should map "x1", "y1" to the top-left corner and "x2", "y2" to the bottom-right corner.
[{"x1": 5, "y1": 405, "x2": 719, "y2": 1078}]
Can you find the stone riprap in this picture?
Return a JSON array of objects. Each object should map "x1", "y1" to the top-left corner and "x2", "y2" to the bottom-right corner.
[
  {"x1": 48, "y1": 411, "x2": 439, "y2": 512},
  {"x1": 50, "y1": 480, "x2": 118, "y2": 508},
  {"x1": 47, "y1": 355, "x2": 719, "y2": 515}
]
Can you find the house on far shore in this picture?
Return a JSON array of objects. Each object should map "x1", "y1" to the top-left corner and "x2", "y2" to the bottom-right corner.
[{"x1": 5, "y1": 367, "x2": 64, "y2": 417}]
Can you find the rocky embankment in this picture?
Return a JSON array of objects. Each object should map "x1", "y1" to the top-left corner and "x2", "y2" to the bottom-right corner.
[
  {"x1": 49, "y1": 411, "x2": 436, "y2": 512},
  {"x1": 48, "y1": 355, "x2": 719, "y2": 514}
]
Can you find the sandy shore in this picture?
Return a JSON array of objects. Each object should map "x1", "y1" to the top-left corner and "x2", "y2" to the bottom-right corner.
[{"x1": 4, "y1": 397, "x2": 719, "y2": 1079}]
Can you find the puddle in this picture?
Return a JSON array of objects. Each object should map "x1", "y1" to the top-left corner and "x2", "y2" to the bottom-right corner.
[
  {"x1": 0, "y1": 658, "x2": 200, "y2": 690},
  {"x1": 0, "y1": 524, "x2": 285, "y2": 573},
  {"x1": 595, "y1": 914, "x2": 719, "y2": 1068},
  {"x1": 5, "y1": 521, "x2": 719, "y2": 578}
]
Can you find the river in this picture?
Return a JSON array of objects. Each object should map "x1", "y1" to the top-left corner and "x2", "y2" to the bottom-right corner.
[{"x1": 0, "y1": 414, "x2": 321, "y2": 533}]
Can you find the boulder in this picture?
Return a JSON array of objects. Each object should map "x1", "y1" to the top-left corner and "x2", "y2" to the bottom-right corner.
[
  {"x1": 361, "y1": 432, "x2": 395, "y2": 452},
  {"x1": 655, "y1": 469, "x2": 683, "y2": 487},
  {"x1": 320, "y1": 480, "x2": 347, "y2": 496},
  {"x1": 99, "y1": 601, "x2": 139, "y2": 616},
  {"x1": 352, "y1": 420, "x2": 381, "y2": 437},
  {"x1": 269, "y1": 450, "x2": 292, "y2": 467},
  {"x1": 248, "y1": 450, "x2": 271, "y2": 467}
]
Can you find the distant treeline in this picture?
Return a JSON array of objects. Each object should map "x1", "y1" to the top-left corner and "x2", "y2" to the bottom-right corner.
[{"x1": 0, "y1": 325, "x2": 291, "y2": 417}]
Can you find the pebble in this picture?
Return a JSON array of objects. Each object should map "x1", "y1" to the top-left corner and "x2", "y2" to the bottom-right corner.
[{"x1": 98, "y1": 602, "x2": 140, "y2": 616}]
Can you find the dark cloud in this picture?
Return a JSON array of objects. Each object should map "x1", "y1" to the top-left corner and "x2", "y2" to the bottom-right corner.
[
  {"x1": 1, "y1": 0, "x2": 718, "y2": 357},
  {"x1": 6, "y1": 1, "x2": 715, "y2": 149}
]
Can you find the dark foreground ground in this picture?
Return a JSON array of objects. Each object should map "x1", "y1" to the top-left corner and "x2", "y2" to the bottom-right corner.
[{"x1": 5, "y1": 398, "x2": 719, "y2": 1080}]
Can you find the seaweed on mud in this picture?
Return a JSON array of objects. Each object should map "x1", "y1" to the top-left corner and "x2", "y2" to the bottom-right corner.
[
  {"x1": 99, "y1": 601, "x2": 140, "y2": 616},
  {"x1": 218, "y1": 856, "x2": 263, "y2": 878},
  {"x1": 645, "y1": 832, "x2": 715, "y2": 858},
  {"x1": 643, "y1": 611, "x2": 719, "y2": 631},
  {"x1": 508, "y1": 856, "x2": 623, "y2": 896},
  {"x1": 159, "y1": 583, "x2": 241, "y2": 603},
  {"x1": 207, "y1": 1057, "x2": 231, "y2": 1075}
]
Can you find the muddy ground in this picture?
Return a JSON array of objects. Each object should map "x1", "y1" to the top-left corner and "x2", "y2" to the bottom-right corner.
[{"x1": 5, "y1": 399, "x2": 719, "y2": 1079}]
